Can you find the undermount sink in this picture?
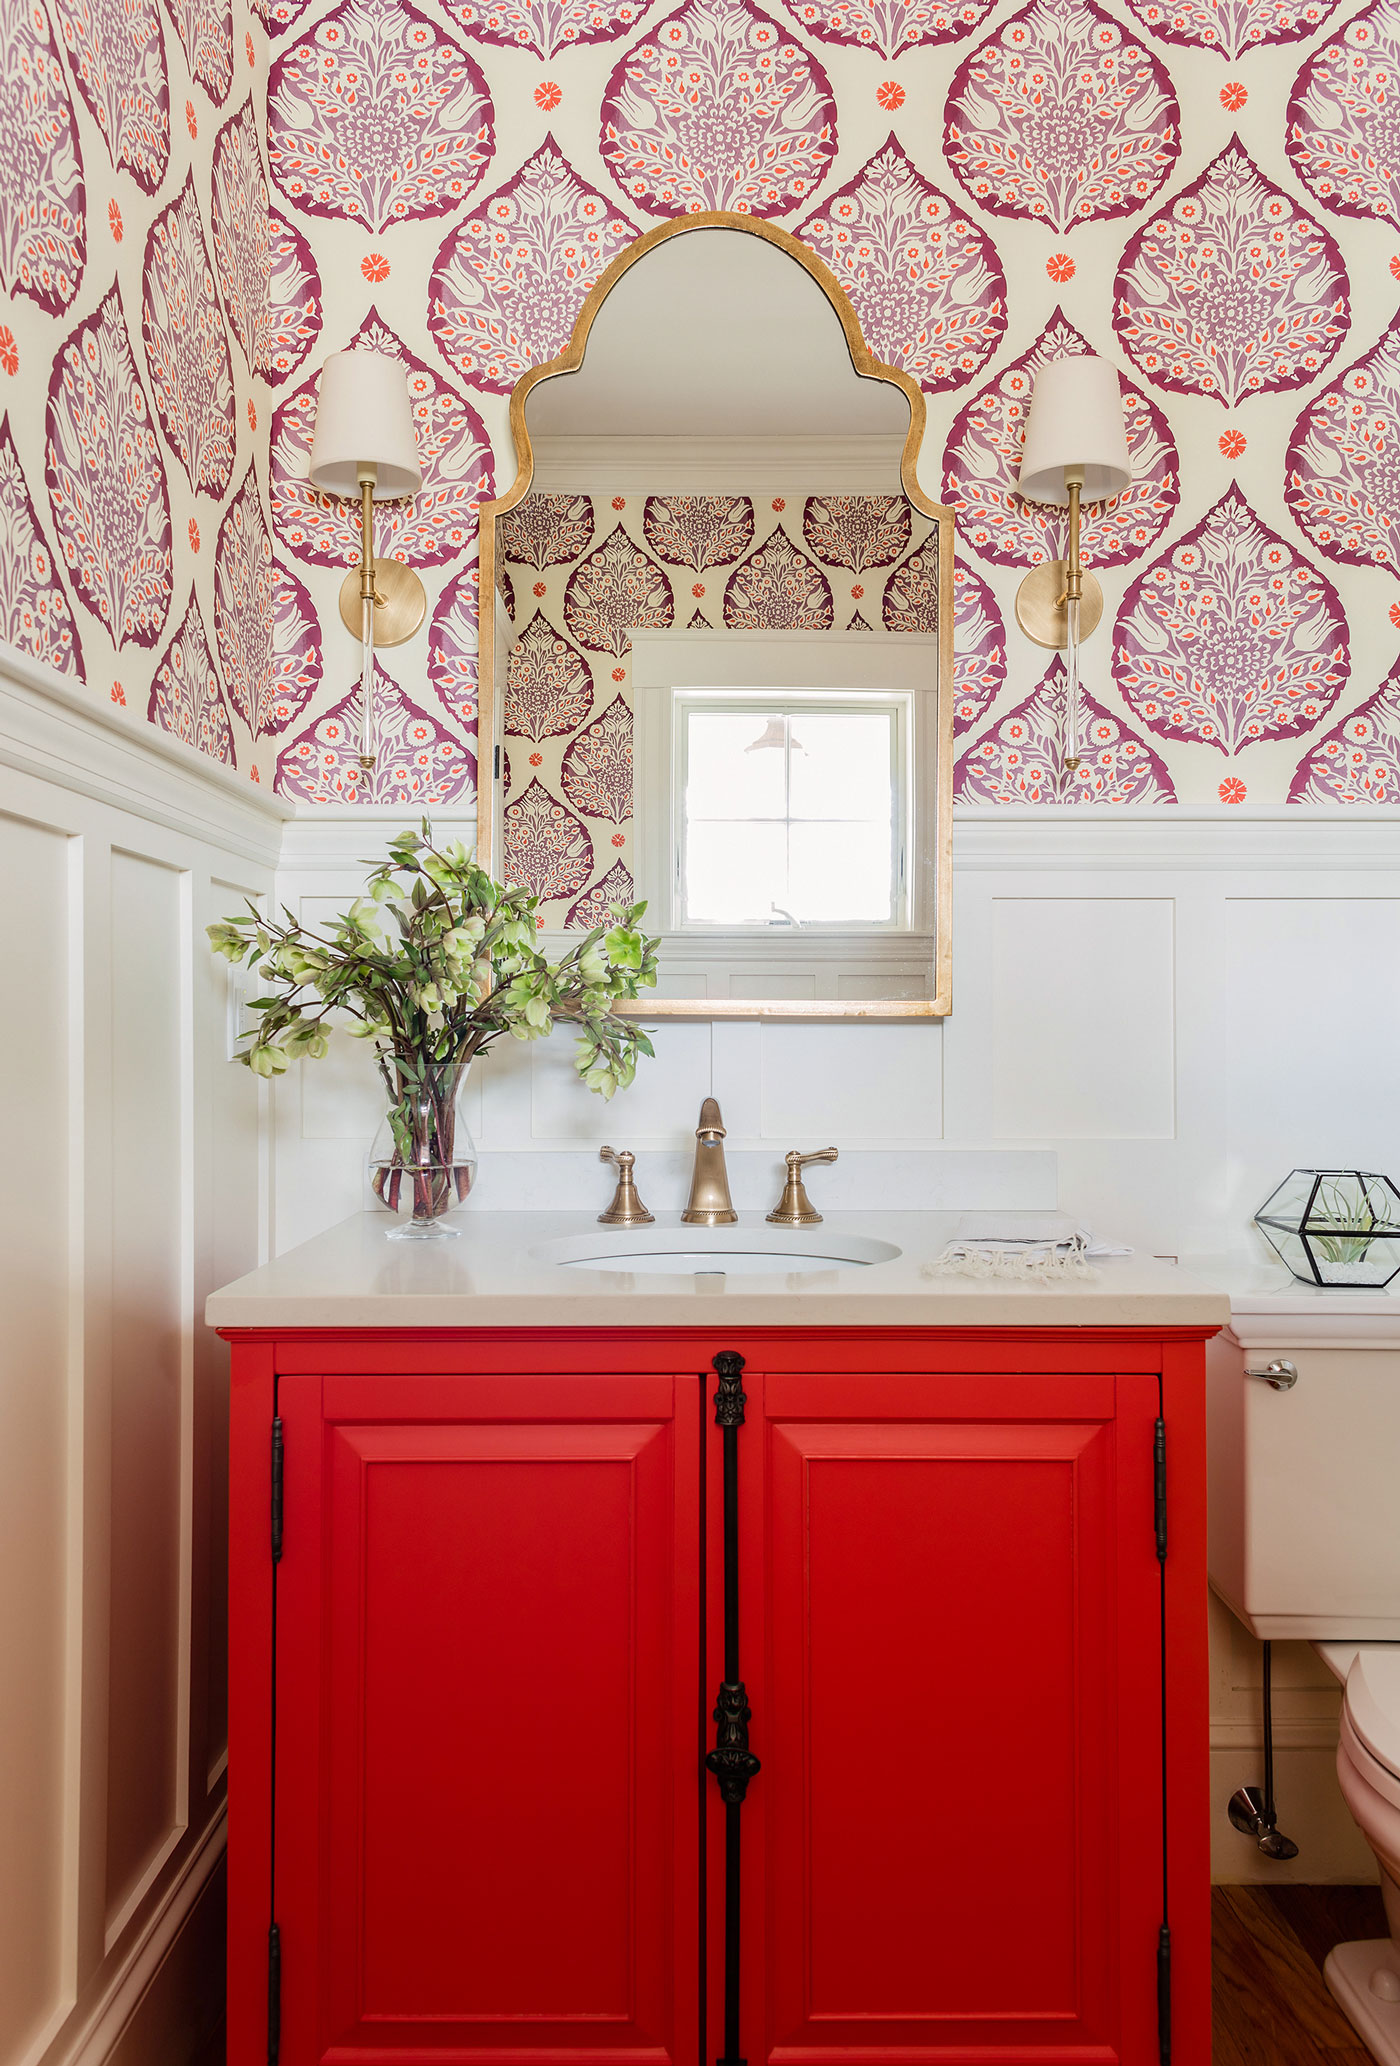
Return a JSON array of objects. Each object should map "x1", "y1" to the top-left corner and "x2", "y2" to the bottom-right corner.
[{"x1": 538, "y1": 1228, "x2": 903, "y2": 1277}]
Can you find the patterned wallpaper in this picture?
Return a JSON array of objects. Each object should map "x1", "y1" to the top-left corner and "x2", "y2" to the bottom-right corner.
[
  {"x1": 6, "y1": 0, "x2": 1400, "y2": 802},
  {"x1": 1, "y1": 0, "x2": 279, "y2": 766},
  {"x1": 496, "y1": 488, "x2": 940, "y2": 921}
]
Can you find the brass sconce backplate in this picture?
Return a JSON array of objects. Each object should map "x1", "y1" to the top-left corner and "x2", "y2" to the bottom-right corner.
[
  {"x1": 336, "y1": 558, "x2": 427, "y2": 647},
  {"x1": 1014, "y1": 560, "x2": 1105, "y2": 651}
]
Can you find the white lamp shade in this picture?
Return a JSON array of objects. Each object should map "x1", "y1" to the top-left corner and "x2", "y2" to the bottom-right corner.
[
  {"x1": 1015, "y1": 355, "x2": 1132, "y2": 506},
  {"x1": 307, "y1": 349, "x2": 423, "y2": 499}
]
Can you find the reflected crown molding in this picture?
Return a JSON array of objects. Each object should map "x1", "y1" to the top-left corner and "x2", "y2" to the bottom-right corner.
[{"x1": 529, "y1": 433, "x2": 913, "y2": 494}]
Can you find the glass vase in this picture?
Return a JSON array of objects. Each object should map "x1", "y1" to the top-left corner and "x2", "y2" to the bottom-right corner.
[{"x1": 367, "y1": 1060, "x2": 478, "y2": 1240}]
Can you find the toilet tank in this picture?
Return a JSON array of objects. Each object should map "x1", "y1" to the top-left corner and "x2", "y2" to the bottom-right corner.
[{"x1": 1206, "y1": 1295, "x2": 1400, "y2": 1640}]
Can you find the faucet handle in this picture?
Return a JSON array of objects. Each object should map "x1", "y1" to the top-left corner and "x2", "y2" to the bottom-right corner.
[
  {"x1": 766, "y1": 1146, "x2": 838, "y2": 1228},
  {"x1": 598, "y1": 1145, "x2": 653, "y2": 1226}
]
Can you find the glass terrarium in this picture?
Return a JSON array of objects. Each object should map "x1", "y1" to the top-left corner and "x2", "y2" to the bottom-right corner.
[{"x1": 1254, "y1": 1169, "x2": 1400, "y2": 1288}]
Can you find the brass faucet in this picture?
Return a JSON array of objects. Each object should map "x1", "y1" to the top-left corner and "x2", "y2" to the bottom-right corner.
[
  {"x1": 681, "y1": 1097, "x2": 737, "y2": 1225},
  {"x1": 767, "y1": 1146, "x2": 838, "y2": 1226},
  {"x1": 598, "y1": 1146, "x2": 653, "y2": 1226}
]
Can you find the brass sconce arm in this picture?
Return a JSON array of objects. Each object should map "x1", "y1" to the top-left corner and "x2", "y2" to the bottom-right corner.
[
  {"x1": 358, "y1": 472, "x2": 383, "y2": 613},
  {"x1": 1059, "y1": 466, "x2": 1084, "y2": 611},
  {"x1": 1020, "y1": 463, "x2": 1097, "y2": 651}
]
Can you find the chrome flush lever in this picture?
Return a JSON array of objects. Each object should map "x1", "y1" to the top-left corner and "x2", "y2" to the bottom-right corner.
[{"x1": 1244, "y1": 1358, "x2": 1299, "y2": 1392}]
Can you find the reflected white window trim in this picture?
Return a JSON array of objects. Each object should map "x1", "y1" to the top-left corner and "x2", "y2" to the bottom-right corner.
[
  {"x1": 674, "y1": 690, "x2": 908, "y2": 931},
  {"x1": 630, "y1": 629, "x2": 938, "y2": 941}
]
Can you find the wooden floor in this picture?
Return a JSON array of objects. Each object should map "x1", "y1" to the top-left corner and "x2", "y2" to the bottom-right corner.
[{"x1": 1214, "y1": 1884, "x2": 1388, "y2": 2064}]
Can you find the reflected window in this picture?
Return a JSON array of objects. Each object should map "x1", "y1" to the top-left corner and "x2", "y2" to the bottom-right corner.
[{"x1": 675, "y1": 692, "x2": 907, "y2": 929}]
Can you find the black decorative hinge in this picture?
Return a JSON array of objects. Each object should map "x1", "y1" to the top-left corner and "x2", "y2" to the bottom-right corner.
[
  {"x1": 1157, "y1": 1921, "x2": 1171, "y2": 2065},
  {"x1": 706, "y1": 1681, "x2": 761, "y2": 1804},
  {"x1": 1153, "y1": 1417, "x2": 1167, "y2": 1563},
  {"x1": 268, "y1": 1920, "x2": 282, "y2": 2066},
  {"x1": 271, "y1": 1415, "x2": 284, "y2": 1565},
  {"x1": 713, "y1": 1350, "x2": 747, "y2": 1427}
]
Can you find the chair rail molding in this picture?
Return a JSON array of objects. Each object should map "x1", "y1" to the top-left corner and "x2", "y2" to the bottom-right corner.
[{"x1": 0, "y1": 643, "x2": 289, "y2": 872}]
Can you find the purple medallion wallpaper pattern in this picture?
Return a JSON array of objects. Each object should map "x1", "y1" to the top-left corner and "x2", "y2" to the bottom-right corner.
[
  {"x1": 3, "y1": 0, "x2": 1400, "y2": 806},
  {"x1": 0, "y1": 414, "x2": 83, "y2": 671},
  {"x1": 212, "y1": 98, "x2": 323, "y2": 383},
  {"x1": 3, "y1": 0, "x2": 87, "y2": 314},
  {"x1": 429, "y1": 141, "x2": 634, "y2": 391},
  {"x1": 45, "y1": 285, "x2": 173, "y2": 648},
  {"x1": 162, "y1": 0, "x2": 234, "y2": 97},
  {"x1": 1287, "y1": 0, "x2": 1400, "y2": 229},
  {"x1": 599, "y1": 0, "x2": 838, "y2": 215},
  {"x1": 955, "y1": 654, "x2": 1176, "y2": 801},
  {"x1": 1112, "y1": 141, "x2": 1350, "y2": 406},
  {"x1": 148, "y1": 588, "x2": 236, "y2": 760},
  {"x1": 944, "y1": 0, "x2": 1180, "y2": 231},
  {"x1": 1114, "y1": 485, "x2": 1349, "y2": 752},
  {"x1": 59, "y1": 0, "x2": 171, "y2": 194},
  {"x1": 798, "y1": 139, "x2": 1007, "y2": 391},
  {"x1": 275, "y1": 658, "x2": 477, "y2": 799},
  {"x1": 0, "y1": 0, "x2": 266, "y2": 770},
  {"x1": 267, "y1": 0, "x2": 494, "y2": 230},
  {"x1": 142, "y1": 172, "x2": 237, "y2": 495}
]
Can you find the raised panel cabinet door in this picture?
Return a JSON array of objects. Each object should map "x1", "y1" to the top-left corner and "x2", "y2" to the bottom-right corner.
[
  {"x1": 722, "y1": 1368, "x2": 1165, "y2": 2066},
  {"x1": 273, "y1": 1371, "x2": 702, "y2": 2066}
]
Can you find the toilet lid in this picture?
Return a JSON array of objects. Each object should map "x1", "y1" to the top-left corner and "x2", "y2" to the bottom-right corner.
[{"x1": 1345, "y1": 1648, "x2": 1400, "y2": 1780}]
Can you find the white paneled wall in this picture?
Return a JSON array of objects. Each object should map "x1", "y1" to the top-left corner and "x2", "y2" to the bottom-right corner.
[
  {"x1": 0, "y1": 648, "x2": 282, "y2": 2066},
  {"x1": 270, "y1": 811, "x2": 1400, "y2": 1261}
]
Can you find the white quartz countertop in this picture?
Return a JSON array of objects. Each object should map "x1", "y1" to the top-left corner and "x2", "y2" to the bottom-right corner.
[
  {"x1": 206, "y1": 1210, "x2": 1231, "y2": 1331},
  {"x1": 1181, "y1": 1254, "x2": 1400, "y2": 1347}
]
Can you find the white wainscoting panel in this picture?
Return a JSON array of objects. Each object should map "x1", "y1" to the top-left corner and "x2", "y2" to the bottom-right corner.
[
  {"x1": 0, "y1": 813, "x2": 73, "y2": 2066},
  {"x1": 0, "y1": 644, "x2": 279, "y2": 2066},
  {"x1": 269, "y1": 812, "x2": 1400, "y2": 1264},
  {"x1": 105, "y1": 853, "x2": 187, "y2": 1941},
  {"x1": 759, "y1": 1017, "x2": 943, "y2": 1141},
  {"x1": 991, "y1": 898, "x2": 1176, "y2": 1141},
  {"x1": 1226, "y1": 897, "x2": 1400, "y2": 1231}
]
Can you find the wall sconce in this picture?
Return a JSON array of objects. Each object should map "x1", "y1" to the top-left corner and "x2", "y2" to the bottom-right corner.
[
  {"x1": 1013, "y1": 356, "x2": 1131, "y2": 770},
  {"x1": 308, "y1": 349, "x2": 425, "y2": 770}
]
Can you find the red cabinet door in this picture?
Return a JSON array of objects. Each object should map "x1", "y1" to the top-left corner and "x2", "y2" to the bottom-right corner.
[
  {"x1": 274, "y1": 1370, "x2": 702, "y2": 2066},
  {"x1": 719, "y1": 1366, "x2": 1166, "y2": 2066}
]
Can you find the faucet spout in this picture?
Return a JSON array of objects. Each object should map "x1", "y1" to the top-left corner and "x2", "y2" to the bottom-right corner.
[{"x1": 681, "y1": 1097, "x2": 738, "y2": 1225}]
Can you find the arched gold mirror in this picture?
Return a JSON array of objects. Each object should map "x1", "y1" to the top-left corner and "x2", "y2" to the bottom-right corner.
[{"x1": 478, "y1": 214, "x2": 953, "y2": 1018}]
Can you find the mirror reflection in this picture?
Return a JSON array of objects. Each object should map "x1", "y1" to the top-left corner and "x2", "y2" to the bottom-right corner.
[{"x1": 482, "y1": 220, "x2": 952, "y2": 1016}]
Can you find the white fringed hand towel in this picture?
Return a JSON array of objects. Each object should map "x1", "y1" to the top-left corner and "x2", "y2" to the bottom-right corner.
[{"x1": 921, "y1": 1212, "x2": 1133, "y2": 1283}]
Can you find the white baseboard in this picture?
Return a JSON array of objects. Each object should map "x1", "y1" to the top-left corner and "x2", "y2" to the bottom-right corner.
[{"x1": 29, "y1": 1810, "x2": 226, "y2": 2066}]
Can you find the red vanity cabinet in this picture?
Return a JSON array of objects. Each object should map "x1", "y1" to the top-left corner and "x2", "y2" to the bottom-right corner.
[{"x1": 223, "y1": 1327, "x2": 1212, "y2": 2066}]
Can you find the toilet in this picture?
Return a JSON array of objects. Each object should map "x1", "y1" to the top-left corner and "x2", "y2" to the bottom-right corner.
[
  {"x1": 1205, "y1": 1301, "x2": 1400, "y2": 2065},
  {"x1": 1315, "y1": 1644, "x2": 1400, "y2": 2061}
]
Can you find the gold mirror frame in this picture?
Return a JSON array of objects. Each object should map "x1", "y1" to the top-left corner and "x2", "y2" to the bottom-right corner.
[{"x1": 478, "y1": 212, "x2": 954, "y2": 1019}]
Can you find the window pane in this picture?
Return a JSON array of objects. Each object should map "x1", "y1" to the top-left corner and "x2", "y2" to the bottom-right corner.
[
  {"x1": 789, "y1": 712, "x2": 894, "y2": 823},
  {"x1": 685, "y1": 711, "x2": 787, "y2": 819},
  {"x1": 685, "y1": 820, "x2": 787, "y2": 924},
  {"x1": 787, "y1": 821, "x2": 893, "y2": 923}
]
